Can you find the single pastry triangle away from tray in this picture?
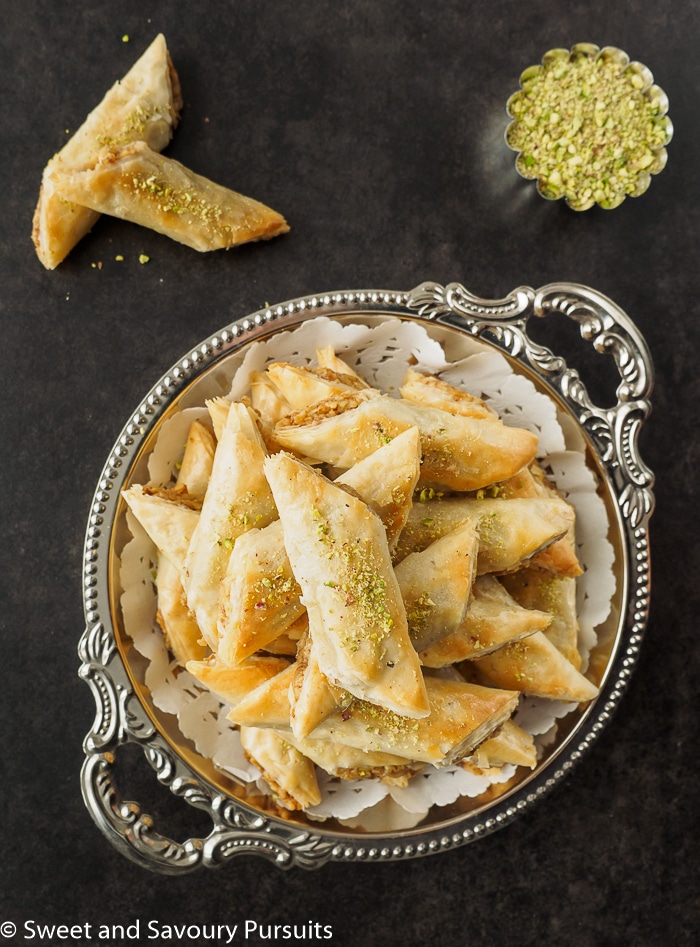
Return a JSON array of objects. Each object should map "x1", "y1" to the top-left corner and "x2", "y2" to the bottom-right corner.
[
  {"x1": 32, "y1": 33, "x2": 182, "y2": 269},
  {"x1": 53, "y1": 141, "x2": 290, "y2": 253}
]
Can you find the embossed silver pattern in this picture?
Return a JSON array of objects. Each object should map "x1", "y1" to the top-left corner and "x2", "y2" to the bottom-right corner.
[{"x1": 79, "y1": 282, "x2": 653, "y2": 872}]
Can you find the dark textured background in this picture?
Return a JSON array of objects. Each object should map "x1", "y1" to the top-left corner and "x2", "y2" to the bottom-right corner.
[{"x1": 2, "y1": 1, "x2": 698, "y2": 945}]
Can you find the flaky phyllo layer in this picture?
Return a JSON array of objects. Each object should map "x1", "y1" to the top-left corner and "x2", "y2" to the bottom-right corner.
[{"x1": 121, "y1": 339, "x2": 601, "y2": 815}]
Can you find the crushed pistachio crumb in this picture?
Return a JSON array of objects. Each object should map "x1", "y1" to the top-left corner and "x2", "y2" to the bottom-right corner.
[
  {"x1": 351, "y1": 699, "x2": 423, "y2": 748},
  {"x1": 372, "y1": 421, "x2": 394, "y2": 445},
  {"x1": 127, "y1": 169, "x2": 230, "y2": 231},
  {"x1": 406, "y1": 590, "x2": 436, "y2": 634},
  {"x1": 252, "y1": 570, "x2": 299, "y2": 610},
  {"x1": 313, "y1": 506, "x2": 396, "y2": 651},
  {"x1": 507, "y1": 49, "x2": 671, "y2": 209}
]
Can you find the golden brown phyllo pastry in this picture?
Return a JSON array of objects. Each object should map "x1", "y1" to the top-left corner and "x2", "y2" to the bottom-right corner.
[
  {"x1": 53, "y1": 142, "x2": 289, "y2": 252},
  {"x1": 122, "y1": 350, "x2": 598, "y2": 813},
  {"x1": 32, "y1": 33, "x2": 288, "y2": 267},
  {"x1": 33, "y1": 34, "x2": 182, "y2": 268}
]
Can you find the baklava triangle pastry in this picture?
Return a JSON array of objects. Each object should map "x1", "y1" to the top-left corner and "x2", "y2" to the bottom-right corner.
[
  {"x1": 230, "y1": 670, "x2": 520, "y2": 767},
  {"x1": 263, "y1": 452, "x2": 429, "y2": 718},
  {"x1": 238, "y1": 727, "x2": 321, "y2": 811},
  {"x1": 466, "y1": 718, "x2": 537, "y2": 770},
  {"x1": 182, "y1": 402, "x2": 277, "y2": 650},
  {"x1": 419, "y1": 574, "x2": 551, "y2": 666},
  {"x1": 285, "y1": 733, "x2": 425, "y2": 785},
  {"x1": 122, "y1": 484, "x2": 200, "y2": 572},
  {"x1": 314, "y1": 346, "x2": 371, "y2": 388},
  {"x1": 263, "y1": 362, "x2": 372, "y2": 410},
  {"x1": 334, "y1": 426, "x2": 422, "y2": 553},
  {"x1": 185, "y1": 654, "x2": 291, "y2": 706},
  {"x1": 274, "y1": 393, "x2": 538, "y2": 491},
  {"x1": 33, "y1": 33, "x2": 182, "y2": 269},
  {"x1": 500, "y1": 568, "x2": 582, "y2": 670},
  {"x1": 205, "y1": 397, "x2": 231, "y2": 441},
  {"x1": 395, "y1": 496, "x2": 575, "y2": 574},
  {"x1": 289, "y1": 628, "x2": 343, "y2": 740},
  {"x1": 472, "y1": 631, "x2": 599, "y2": 703},
  {"x1": 494, "y1": 462, "x2": 582, "y2": 577},
  {"x1": 52, "y1": 140, "x2": 290, "y2": 253},
  {"x1": 217, "y1": 520, "x2": 305, "y2": 666},
  {"x1": 147, "y1": 417, "x2": 216, "y2": 666},
  {"x1": 156, "y1": 555, "x2": 208, "y2": 666},
  {"x1": 399, "y1": 368, "x2": 498, "y2": 420},
  {"x1": 175, "y1": 419, "x2": 216, "y2": 498},
  {"x1": 229, "y1": 662, "x2": 297, "y2": 729},
  {"x1": 249, "y1": 373, "x2": 293, "y2": 430},
  {"x1": 394, "y1": 520, "x2": 479, "y2": 652}
]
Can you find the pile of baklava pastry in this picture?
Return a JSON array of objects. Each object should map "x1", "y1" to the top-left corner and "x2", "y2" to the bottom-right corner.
[{"x1": 123, "y1": 344, "x2": 599, "y2": 812}]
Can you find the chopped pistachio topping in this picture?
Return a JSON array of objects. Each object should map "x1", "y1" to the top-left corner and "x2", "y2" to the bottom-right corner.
[
  {"x1": 406, "y1": 590, "x2": 436, "y2": 634},
  {"x1": 313, "y1": 507, "x2": 396, "y2": 652},
  {"x1": 372, "y1": 421, "x2": 394, "y2": 445},
  {"x1": 96, "y1": 104, "x2": 171, "y2": 147},
  {"x1": 507, "y1": 51, "x2": 671, "y2": 209},
  {"x1": 251, "y1": 569, "x2": 300, "y2": 611},
  {"x1": 228, "y1": 492, "x2": 265, "y2": 530},
  {"x1": 339, "y1": 696, "x2": 423, "y2": 749}
]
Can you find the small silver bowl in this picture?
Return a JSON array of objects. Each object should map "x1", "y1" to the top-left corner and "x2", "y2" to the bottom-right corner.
[
  {"x1": 79, "y1": 280, "x2": 654, "y2": 872},
  {"x1": 506, "y1": 44, "x2": 673, "y2": 210}
]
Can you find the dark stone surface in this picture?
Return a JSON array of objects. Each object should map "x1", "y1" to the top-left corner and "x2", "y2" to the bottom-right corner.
[{"x1": 1, "y1": 1, "x2": 698, "y2": 944}]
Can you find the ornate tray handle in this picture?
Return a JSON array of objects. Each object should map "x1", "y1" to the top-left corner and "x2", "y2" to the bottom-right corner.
[
  {"x1": 79, "y1": 623, "x2": 337, "y2": 873},
  {"x1": 407, "y1": 281, "x2": 655, "y2": 527}
]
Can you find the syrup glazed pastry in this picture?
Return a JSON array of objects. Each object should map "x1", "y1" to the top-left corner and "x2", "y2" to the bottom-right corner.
[
  {"x1": 32, "y1": 34, "x2": 182, "y2": 269},
  {"x1": 122, "y1": 347, "x2": 599, "y2": 813},
  {"x1": 33, "y1": 34, "x2": 288, "y2": 266},
  {"x1": 54, "y1": 141, "x2": 290, "y2": 252},
  {"x1": 264, "y1": 451, "x2": 430, "y2": 719}
]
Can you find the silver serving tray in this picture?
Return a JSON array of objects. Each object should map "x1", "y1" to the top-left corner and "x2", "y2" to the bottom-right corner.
[{"x1": 79, "y1": 280, "x2": 654, "y2": 873}]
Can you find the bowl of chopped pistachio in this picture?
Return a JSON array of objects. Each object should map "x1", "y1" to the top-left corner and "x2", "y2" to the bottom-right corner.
[{"x1": 505, "y1": 43, "x2": 673, "y2": 210}]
